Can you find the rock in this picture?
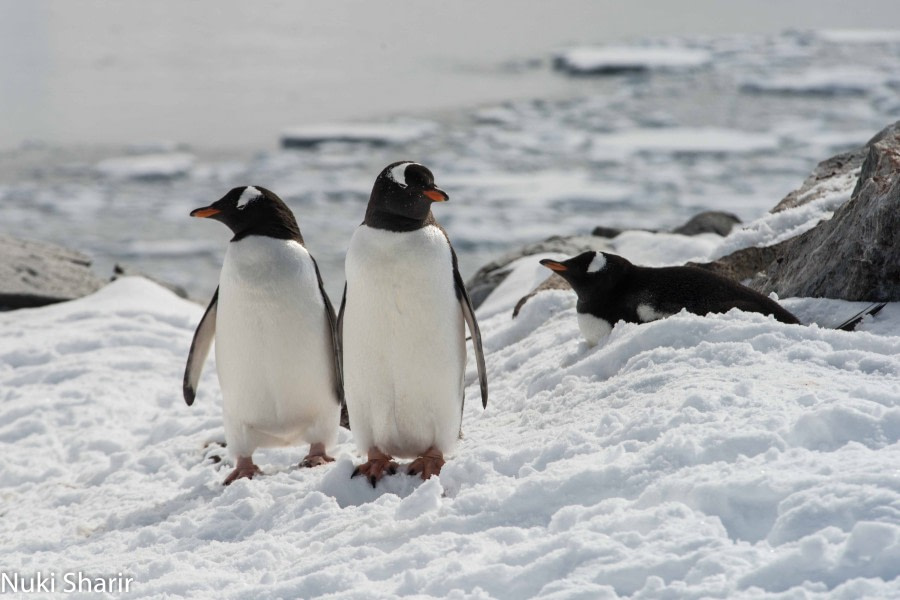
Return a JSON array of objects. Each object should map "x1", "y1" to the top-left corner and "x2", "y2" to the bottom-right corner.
[
  {"x1": 592, "y1": 210, "x2": 740, "y2": 239},
  {"x1": 687, "y1": 242, "x2": 790, "y2": 283},
  {"x1": 0, "y1": 236, "x2": 105, "y2": 310},
  {"x1": 771, "y1": 148, "x2": 867, "y2": 213},
  {"x1": 750, "y1": 120, "x2": 900, "y2": 301},
  {"x1": 281, "y1": 122, "x2": 435, "y2": 148},
  {"x1": 672, "y1": 211, "x2": 741, "y2": 236}
]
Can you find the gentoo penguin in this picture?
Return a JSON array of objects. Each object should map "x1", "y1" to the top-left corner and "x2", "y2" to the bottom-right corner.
[
  {"x1": 339, "y1": 161, "x2": 488, "y2": 486},
  {"x1": 540, "y1": 251, "x2": 800, "y2": 345},
  {"x1": 183, "y1": 186, "x2": 343, "y2": 485}
]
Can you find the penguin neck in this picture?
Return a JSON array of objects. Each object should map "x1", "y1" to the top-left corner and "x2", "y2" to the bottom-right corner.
[
  {"x1": 230, "y1": 220, "x2": 304, "y2": 244},
  {"x1": 363, "y1": 208, "x2": 436, "y2": 233}
]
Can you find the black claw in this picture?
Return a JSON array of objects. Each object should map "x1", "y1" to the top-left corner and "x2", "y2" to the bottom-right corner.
[
  {"x1": 408, "y1": 469, "x2": 418, "y2": 477},
  {"x1": 369, "y1": 475, "x2": 377, "y2": 488},
  {"x1": 351, "y1": 466, "x2": 361, "y2": 479},
  {"x1": 388, "y1": 465, "x2": 397, "y2": 476}
]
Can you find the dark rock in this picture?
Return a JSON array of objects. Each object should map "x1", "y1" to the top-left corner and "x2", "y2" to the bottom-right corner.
[
  {"x1": 687, "y1": 242, "x2": 790, "y2": 284},
  {"x1": 592, "y1": 210, "x2": 740, "y2": 239},
  {"x1": 591, "y1": 226, "x2": 625, "y2": 238},
  {"x1": 751, "y1": 120, "x2": 900, "y2": 301},
  {"x1": 0, "y1": 235, "x2": 105, "y2": 310},
  {"x1": 672, "y1": 211, "x2": 741, "y2": 236}
]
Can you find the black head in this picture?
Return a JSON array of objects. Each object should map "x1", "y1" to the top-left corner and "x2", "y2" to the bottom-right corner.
[
  {"x1": 190, "y1": 186, "x2": 303, "y2": 243},
  {"x1": 364, "y1": 161, "x2": 449, "y2": 232},
  {"x1": 539, "y1": 251, "x2": 632, "y2": 298}
]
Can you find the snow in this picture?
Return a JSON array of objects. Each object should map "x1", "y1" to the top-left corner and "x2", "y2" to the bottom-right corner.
[
  {"x1": 2, "y1": 271, "x2": 899, "y2": 598},
  {"x1": 281, "y1": 122, "x2": 436, "y2": 147},
  {"x1": 554, "y1": 46, "x2": 711, "y2": 74}
]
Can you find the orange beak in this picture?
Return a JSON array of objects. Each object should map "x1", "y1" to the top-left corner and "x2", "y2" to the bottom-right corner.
[
  {"x1": 424, "y1": 188, "x2": 449, "y2": 202},
  {"x1": 190, "y1": 207, "x2": 220, "y2": 218},
  {"x1": 540, "y1": 259, "x2": 568, "y2": 272}
]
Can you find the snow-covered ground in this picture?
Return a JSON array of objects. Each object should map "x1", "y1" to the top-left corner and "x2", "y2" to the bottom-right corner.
[{"x1": 2, "y1": 267, "x2": 899, "y2": 598}]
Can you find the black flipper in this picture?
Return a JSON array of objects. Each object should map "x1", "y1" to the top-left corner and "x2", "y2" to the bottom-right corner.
[
  {"x1": 835, "y1": 302, "x2": 887, "y2": 332},
  {"x1": 312, "y1": 258, "x2": 344, "y2": 405},
  {"x1": 337, "y1": 283, "x2": 349, "y2": 429},
  {"x1": 183, "y1": 288, "x2": 218, "y2": 406},
  {"x1": 453, "y1": 257, "x2": 489, "y2": 409}
]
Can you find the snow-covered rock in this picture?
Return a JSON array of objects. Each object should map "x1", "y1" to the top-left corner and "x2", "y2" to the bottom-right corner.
[
  {"x1": 554, "y1": 46, "x2": 711, "y2": 75},
  {"x1": 2, "y1": 276, "x2": 899, "y2": 598},
  {"x1": 281, "y1": 122, "x2": 436, "y2": 148},
  {"x1": 753, "y1": 120, "x2": 900, "y2": 300}
]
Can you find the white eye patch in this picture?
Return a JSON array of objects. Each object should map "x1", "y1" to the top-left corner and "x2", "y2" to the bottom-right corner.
[
  {"x1": 587, "y1": 253, "x2": 607, "y2": 273},
  {"x1": 387, "y1": 162, "x2": 418, "y2": 188},
  {"x1": 237, "y1": 186, "x2": 262, "y2": 210}
]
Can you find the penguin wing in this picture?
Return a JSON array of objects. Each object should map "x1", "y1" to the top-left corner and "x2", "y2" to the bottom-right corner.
[
  {"x1": 312, "y1": 258, "x2": 344, "y2": 404},
  {"x1": 337, "y1": 283, "x2": 346, "y2": 351},
  {"x1": 183, "y1": 288, "x2": 218, "y2": 406},
  {"x1": 453, "y1": 258, "x2": 489, "y2": 409}
]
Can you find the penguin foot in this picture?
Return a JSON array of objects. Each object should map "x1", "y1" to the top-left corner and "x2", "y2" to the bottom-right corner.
[
  {"x1": 351, "y1": 448, "x2": 398, "y2": 487},
  {"x1": 300, "y1": 443, "x2": 335, "y2": 468},
  {"x1": 223, "y1": 456, "x2": 262, "y2": 485},
  {"x1": 407, "y1": 447, "x2": 445, "y2": 480}
]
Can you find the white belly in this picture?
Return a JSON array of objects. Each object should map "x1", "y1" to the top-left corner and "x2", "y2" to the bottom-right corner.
[
  {"x1": 343, "y1": 225, "x2": 465, "y2": 458},
  {"x1": 577, "y1": 312, "x2": 613, "y2": 346},
  {"x1": 215, "y1": 237, "x2": 339, "y2": 457}
]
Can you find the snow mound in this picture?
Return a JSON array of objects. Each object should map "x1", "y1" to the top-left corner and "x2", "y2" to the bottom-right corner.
[
  {"x1": 554, "y1": 46, "x2": 711, "y2": 75},
  {"x1": 281, "y1": 122, "x2": 436, "y2": 148},
  {"x1": 2, "y1": 278, "x2": 900, "y2": 598},
  {"x1": 95, "y1": 153, "x2": 195, "y2": 180}
]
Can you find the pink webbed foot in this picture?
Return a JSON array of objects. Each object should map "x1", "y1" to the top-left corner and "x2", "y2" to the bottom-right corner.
[
  {"x1": 351, "y1": 447, "x2": 399, "y2": 488},
  {"x1": 407, "y1": 447, "x2": 445, "y2": 480},
  {"x1": 223, "y1": 456, "x2": 262, "y2": 485},
  {"x1": 299, "y1": 442, "x2": 335, "y2": 468}
]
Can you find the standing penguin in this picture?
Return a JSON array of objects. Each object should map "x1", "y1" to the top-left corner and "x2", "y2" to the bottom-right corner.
[
  {"x1": 540, "y1": 250, "x2": 800, "y2": 345},
  {"x1": 340, "y1": 161, "x2": 488, "y2": 485},
  {"x1": 183, "y1": 186, "x2": 343, "y2": 485}
]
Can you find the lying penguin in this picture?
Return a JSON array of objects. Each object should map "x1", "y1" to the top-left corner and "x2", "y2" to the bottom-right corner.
[
  {"x1": 540, "y1": 250, "x2": 799, "y2": 345},
  {"x1": 184, "y1": 186, "x2": 343, "y2": 485}
]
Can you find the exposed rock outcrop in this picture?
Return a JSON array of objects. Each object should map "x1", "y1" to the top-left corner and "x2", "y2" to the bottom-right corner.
[
  {"x1": 750, "y1": 121, "x2": 900, "y2": 300},
  {"x1": 0, "y1": 236, "x2": 105, "y2": 310}
]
